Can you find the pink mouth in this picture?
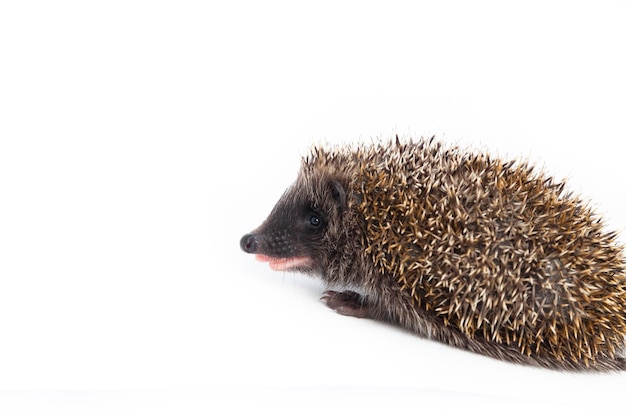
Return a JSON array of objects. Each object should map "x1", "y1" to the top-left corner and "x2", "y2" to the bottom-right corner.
[{"x1": 254, "y1": 254, "x2": 313, "y2": 271}]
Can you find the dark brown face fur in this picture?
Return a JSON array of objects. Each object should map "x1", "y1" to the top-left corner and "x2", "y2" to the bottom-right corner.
[{"x1": 240, "y1": 173, "x2": 348, "y2": 275}]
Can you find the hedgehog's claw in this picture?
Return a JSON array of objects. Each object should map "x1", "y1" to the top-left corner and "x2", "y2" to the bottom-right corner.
[{"x1": 321, "y1": 290, "x2": 371, "y2": 319}]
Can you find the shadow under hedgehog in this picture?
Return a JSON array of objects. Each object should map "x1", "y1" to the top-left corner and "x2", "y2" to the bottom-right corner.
[{"x1": 240, "y1": 137, "x2": 626, "y2": 371}]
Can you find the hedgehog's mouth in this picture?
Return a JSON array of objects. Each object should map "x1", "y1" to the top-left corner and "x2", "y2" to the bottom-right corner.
[{"x1": 255, "y1": 254, "x2": 313, "y2": 271}]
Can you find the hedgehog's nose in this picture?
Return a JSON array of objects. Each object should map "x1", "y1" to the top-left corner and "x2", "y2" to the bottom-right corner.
[{"x1": 240, "y1": 234, "x2": 258, "y2": 253}]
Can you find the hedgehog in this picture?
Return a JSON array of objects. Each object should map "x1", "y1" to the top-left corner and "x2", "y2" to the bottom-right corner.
[{"x1": 240, "y1": 137, "x2": 626, "y2": 371}]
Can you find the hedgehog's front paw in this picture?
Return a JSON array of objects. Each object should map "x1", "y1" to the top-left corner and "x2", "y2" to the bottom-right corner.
[{"x1": 321, "y1": 290, "x2": 370, "y2": 319}]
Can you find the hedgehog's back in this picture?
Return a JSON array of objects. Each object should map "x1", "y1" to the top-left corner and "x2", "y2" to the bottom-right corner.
[{"x1": 355, "y1": 139, "x2": 626, "y2": 367}]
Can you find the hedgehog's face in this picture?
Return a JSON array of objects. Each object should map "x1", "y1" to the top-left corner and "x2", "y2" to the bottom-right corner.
[{"x1": 240, "y1": 174, "x2": 347, "y2": 274}]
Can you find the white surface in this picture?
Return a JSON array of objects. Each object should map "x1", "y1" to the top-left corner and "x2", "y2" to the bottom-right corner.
[{"x1": 1, "y1": 0, "x2": 626, "y2": 415}]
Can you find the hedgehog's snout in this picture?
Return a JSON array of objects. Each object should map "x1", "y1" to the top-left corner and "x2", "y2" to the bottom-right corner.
[
  {"x1": 240, "y1": 233, "x2": 258, "y2": 253},
  {"x1": 241, "y1": 231, "x2": 302, "y2": 258}
]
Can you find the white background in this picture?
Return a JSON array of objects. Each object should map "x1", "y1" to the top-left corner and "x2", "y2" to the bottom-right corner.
[{"x1": 1, "y1": 0, "x2": 625, "y2": 415}]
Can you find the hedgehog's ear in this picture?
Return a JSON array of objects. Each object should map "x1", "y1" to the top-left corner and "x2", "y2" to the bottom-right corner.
[{"x1": 330, "y1": 180, "x2": 346, "y2": 209}]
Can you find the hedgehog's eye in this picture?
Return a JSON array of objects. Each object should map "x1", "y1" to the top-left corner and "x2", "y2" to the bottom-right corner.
[
  {"x1": 304, "y1": 207, "x2": 325, "y2": 232},
  {"x1": 309, "y1": 214, "x2": 321, "y2": 227}
]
